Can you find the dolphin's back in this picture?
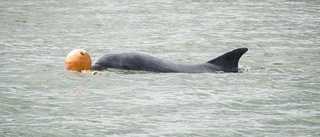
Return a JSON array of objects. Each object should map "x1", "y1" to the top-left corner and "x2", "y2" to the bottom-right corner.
[
  {"x1": 121, "y1": 53, "x2": 179, "y2": 72},
  {"x1": 91, "y1": 48, "x2": 248, "y2": 73},
  {"x1": 92, "y1": 53, "x2": 175, "y2": 72},
  {"x1": 92, "y1": 53, "x2": 214, "y2": 73}
]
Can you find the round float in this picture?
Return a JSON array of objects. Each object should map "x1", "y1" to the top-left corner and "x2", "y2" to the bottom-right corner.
[{"x1": 65, "y1": 49, "x2": 91, "y2": 72}]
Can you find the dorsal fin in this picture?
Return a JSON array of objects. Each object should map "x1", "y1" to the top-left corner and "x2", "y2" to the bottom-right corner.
[{"x1": 207, "y1": 48, "x2": 248, "y2": 72}]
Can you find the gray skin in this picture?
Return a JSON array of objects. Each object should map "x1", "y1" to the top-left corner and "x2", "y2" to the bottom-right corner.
[{"x1": 91, "y1": 48, "x2": 248, "y2": 73}]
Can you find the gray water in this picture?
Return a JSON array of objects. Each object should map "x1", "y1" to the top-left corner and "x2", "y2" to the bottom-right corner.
[{"x1": 1, "y1": 0, "x2": 319, "y2": 136}]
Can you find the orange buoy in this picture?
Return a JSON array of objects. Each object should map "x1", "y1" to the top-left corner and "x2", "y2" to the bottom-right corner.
[{"x1": 65, "y1": 49, "x2": 92, "y2": 72}]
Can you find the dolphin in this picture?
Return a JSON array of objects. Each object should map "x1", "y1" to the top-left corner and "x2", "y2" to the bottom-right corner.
[{"x1": 91, "y1": 48, "x2": 248, "y2": 73}]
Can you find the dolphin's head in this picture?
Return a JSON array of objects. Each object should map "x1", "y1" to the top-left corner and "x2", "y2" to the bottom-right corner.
[{"x1": 91, "y1": 64, "x2": 105, "y2": 71}]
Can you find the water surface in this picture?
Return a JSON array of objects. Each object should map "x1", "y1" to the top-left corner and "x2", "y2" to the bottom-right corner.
[{"x1": 0, "y1": 0, "x2": 319, "y2": 136}]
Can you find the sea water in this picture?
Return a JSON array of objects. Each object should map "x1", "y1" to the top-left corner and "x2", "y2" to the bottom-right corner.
[{"x1": 0, "y1": 0, "x2": 319, "y2": 136}]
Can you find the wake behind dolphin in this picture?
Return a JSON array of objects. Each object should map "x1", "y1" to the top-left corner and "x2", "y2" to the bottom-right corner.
[{"x1": 91, "y1": 48, "x2": 248, "y2": 73}]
